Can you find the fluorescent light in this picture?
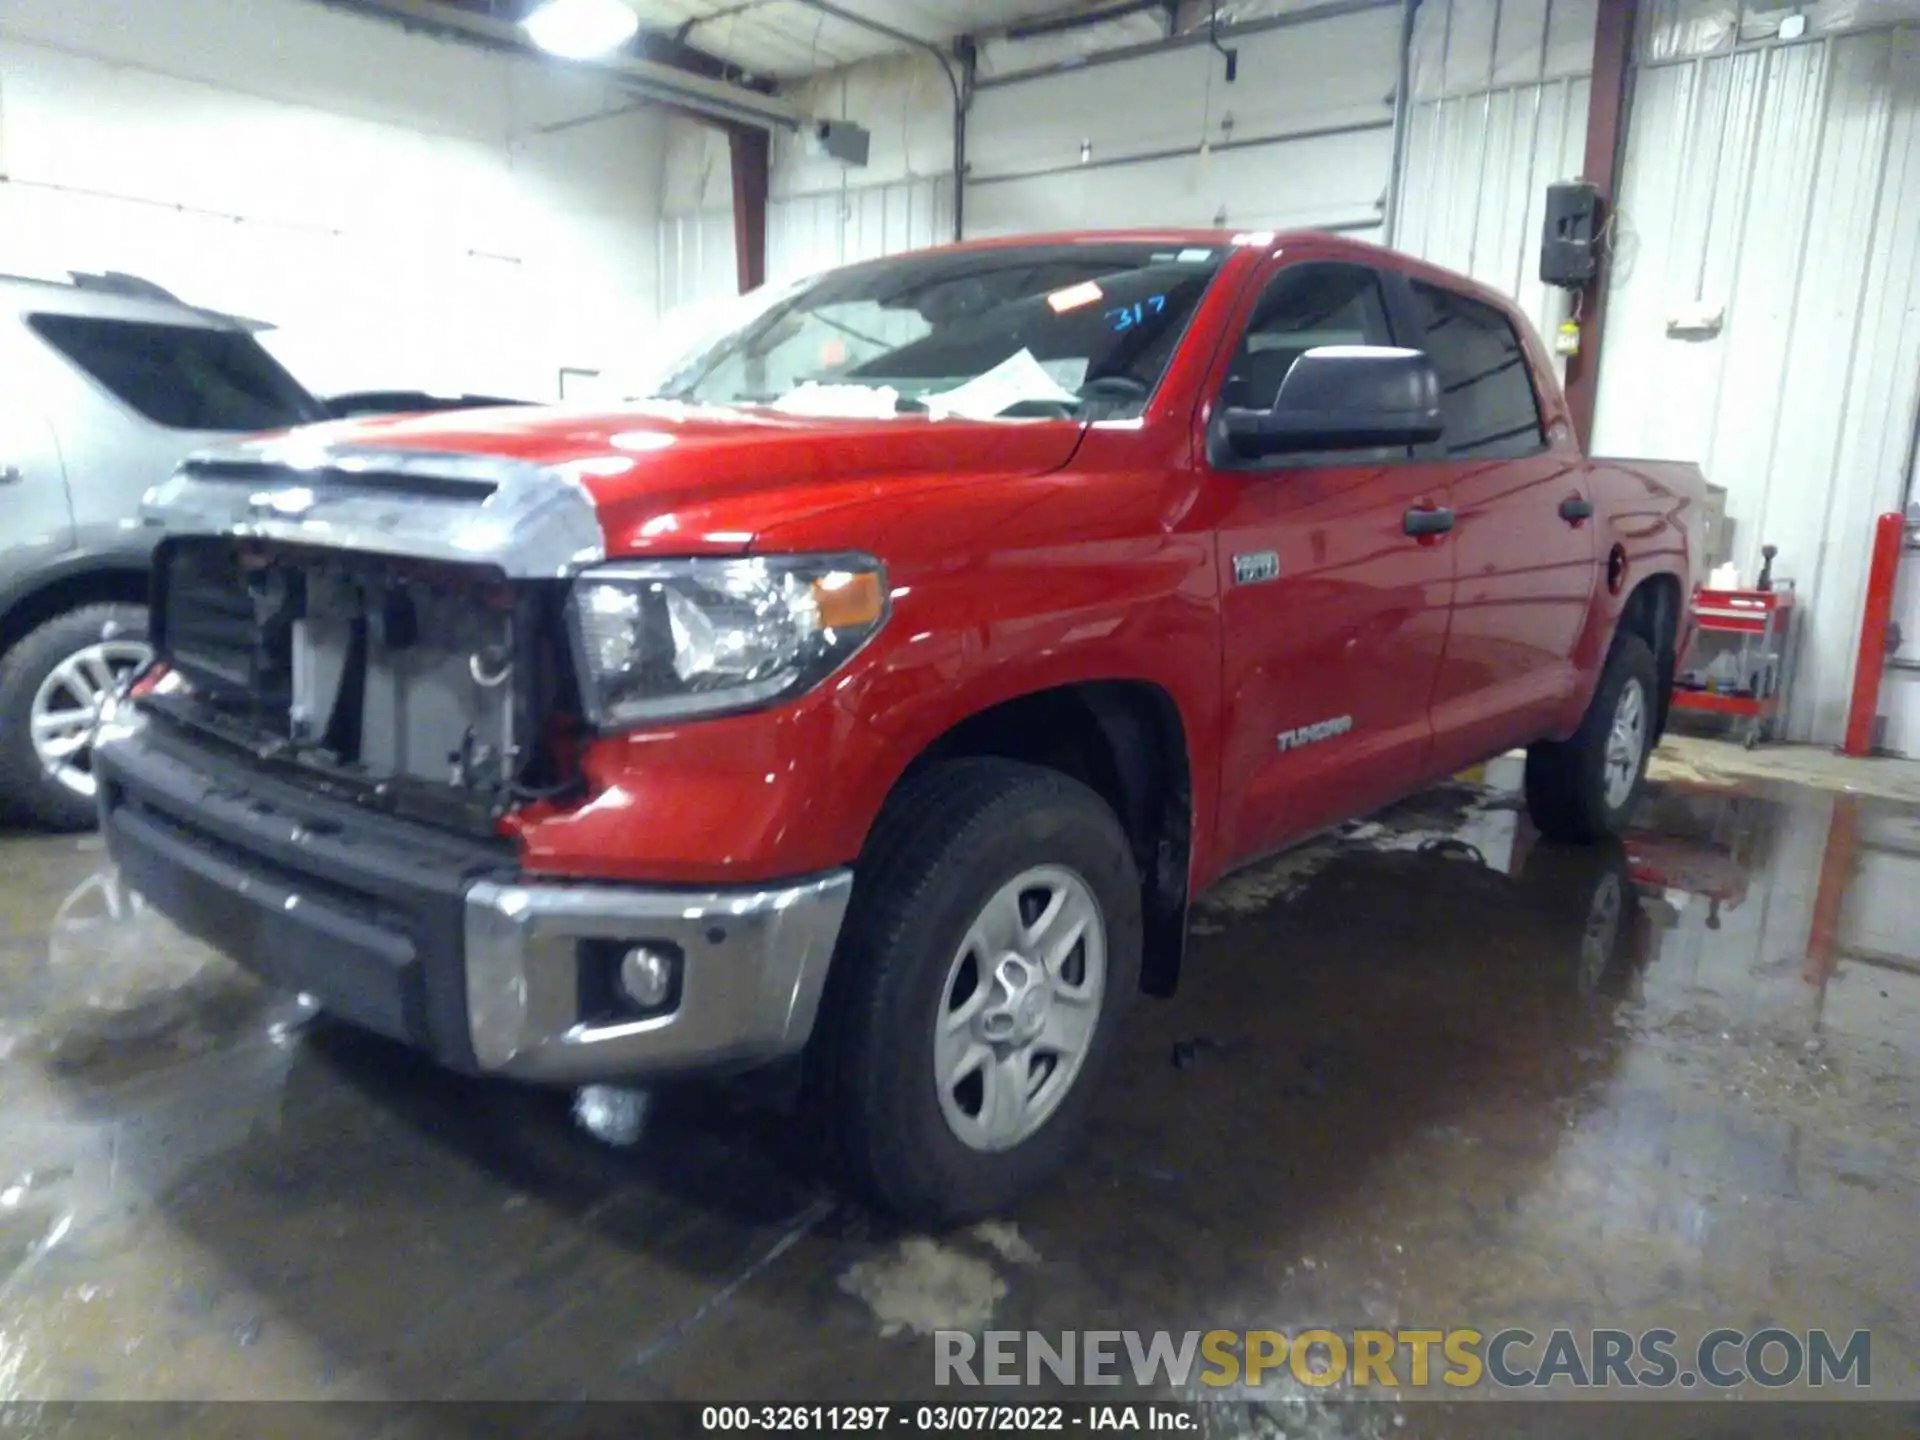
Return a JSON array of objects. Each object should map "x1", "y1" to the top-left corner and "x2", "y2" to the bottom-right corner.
[{"x1": 523, "y1": 0, "x2": 639, "y2": 59}]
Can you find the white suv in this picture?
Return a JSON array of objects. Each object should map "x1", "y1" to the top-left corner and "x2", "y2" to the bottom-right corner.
[{"x1": 0, "y1": 271, "x2": 323, "y2": 828}]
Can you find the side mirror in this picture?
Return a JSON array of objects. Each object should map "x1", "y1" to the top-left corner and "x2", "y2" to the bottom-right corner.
[{"x1": 1222, "y1": 346, "x2": 1445, "y2": 459}]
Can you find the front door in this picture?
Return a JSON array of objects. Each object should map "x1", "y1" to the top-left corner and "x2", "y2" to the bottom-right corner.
[{"x1": 1203, "y1": 258, "x2": 1456, "y2": 865}]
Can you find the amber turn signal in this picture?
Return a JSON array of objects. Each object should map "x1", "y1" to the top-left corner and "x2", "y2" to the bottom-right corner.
[{"x1": 813, "y1": 570, "x2": 886, "y2": 629}]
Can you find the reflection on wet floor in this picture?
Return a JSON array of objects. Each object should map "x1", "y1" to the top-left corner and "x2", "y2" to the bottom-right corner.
[{"x1": 1, "y1": 751, "x2": 1916, "y2": 1435}]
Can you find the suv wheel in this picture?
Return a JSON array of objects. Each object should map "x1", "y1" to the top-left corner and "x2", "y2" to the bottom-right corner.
[
  {"x1": 813, "y1": 759, "x2": 1141, "y2": 1225},
  {"x1": 0, "y1": 604, "x2": 150, "y2": 831}
]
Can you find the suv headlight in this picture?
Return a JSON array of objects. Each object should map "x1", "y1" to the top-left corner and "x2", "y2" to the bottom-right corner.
[{"x1": 566, "y1": 554, "x2": 888, "y2": 728}]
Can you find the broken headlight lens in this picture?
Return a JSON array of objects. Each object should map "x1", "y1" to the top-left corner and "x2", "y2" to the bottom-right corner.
[{"x1": 566, "y1": 554, "x2": 888, "y2": 728}]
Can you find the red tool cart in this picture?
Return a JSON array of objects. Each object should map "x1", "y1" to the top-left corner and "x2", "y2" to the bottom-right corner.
[{"x1": 1673, "y1": 575, "x2": 1796, "y2": 748}]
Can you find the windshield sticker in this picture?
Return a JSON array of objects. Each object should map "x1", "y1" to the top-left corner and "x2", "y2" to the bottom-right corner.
[
  {"x1": 1177, "y1": 248, "x2": 1217, "y2": 263},
  {"x1": 1047, "y1": 280, "x2": 1105, "y2": 313}
]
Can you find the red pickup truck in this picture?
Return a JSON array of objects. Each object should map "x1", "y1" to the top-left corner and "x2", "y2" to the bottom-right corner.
[{"x1": 97, "y1": 231, "x2": 1701, "y2": 1222}]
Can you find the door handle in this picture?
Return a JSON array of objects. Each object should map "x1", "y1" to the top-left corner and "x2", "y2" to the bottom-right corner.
[
  {"x1": 0, "y1": 465, "x2": 22, "y2": 485},
  {"x1": 1558, "y1": 495, "x2": 1594, "y2": 523},
  {"x1": 1403, "y1": 506, "x2": 1455, "y2": 537}
]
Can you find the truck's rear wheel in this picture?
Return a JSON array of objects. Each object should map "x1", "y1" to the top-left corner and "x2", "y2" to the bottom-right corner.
[
  {"x1": 813, "y1": 759, "x2": 1140, "y2": 1225},
  {"x1": 0, "y1": 604, "x2": 150, "y2": 831},
  {"x1": 1525, "y1": 632, "x2": 1658, "y2": 843}
]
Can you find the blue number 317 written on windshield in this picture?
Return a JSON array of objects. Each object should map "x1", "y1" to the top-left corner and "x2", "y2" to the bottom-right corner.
[{"x1": 1106, "y1": 294, "x2": 1168, "y2": 333}]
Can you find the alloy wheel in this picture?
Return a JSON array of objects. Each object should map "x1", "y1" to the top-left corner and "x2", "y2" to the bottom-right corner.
[
  {"x1": 933, "y1": 864, "x2": 1107, "y2": 1153},
  {"x1": 29, "y1": 639, "x2": 151, "y2": 800},
  {"x1": 1604, "y1": 677, "x2": 1647, "y2": 811}
]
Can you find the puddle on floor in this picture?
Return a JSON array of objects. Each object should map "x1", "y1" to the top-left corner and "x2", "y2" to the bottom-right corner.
[{"x1": 0, "y1": 756, "x2": 1915, "y2": 1421}]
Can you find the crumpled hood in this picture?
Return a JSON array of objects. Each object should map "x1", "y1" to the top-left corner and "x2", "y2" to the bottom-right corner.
[{"x1": 292, "y1": 400, "x2": 1090, "y2": 556}]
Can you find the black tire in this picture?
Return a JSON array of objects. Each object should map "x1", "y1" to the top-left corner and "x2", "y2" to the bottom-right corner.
[
  {"x1": 1525, "y1": 632, "x2": 1658, "y2": 844},
  {"x1": 810, "y1": 759, "x2": 1142, "y2": 1225},
  {"x1": 0, "y1": 603, "x2": 149, "y2": 832}
]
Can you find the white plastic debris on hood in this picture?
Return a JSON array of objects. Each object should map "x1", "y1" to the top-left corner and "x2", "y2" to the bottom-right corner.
[
  {"x1": 767, "y1": 382, "x2": 903, "y2": 419},
  {"x1": 922, "y1": 349, "x2": 1079, "y2": 421}
]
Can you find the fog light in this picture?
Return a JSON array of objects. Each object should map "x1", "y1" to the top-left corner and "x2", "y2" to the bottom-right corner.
[{"x1": 618, "y1": 945, "x2": 675, "y2": 1009}]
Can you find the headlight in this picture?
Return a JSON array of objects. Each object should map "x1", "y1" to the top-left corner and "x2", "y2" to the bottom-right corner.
[{"x1": 566, "y1": 554, "x2": 888, "y2": 727}]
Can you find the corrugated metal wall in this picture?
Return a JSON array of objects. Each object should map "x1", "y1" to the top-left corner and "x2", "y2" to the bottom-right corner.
[
  {"x1": 657, "y1": 210, "x2": 737, "y2": 314},
  {"x1": 1895, "y1": 442, "x2": 1920, "y2": 756},
  {"x1": 1593, "y1": 22, "x2": 1920, "y2": 745},
  {"x1": 657, "y1": 175, "x2": 953, "y2": 314},
  {"x1": 1391, "y1": 0, "x2": 1598, "y2": 353},
  {"x1": 656, "y1": 117, "x2": 734, "y2": 314},
  {"x1": 768, "y1": 174, "x2": 955, "y2": 280}
]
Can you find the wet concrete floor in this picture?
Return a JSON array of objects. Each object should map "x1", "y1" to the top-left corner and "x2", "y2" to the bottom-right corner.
[{"x1": 2, "y1": 746, "x2": 1916, "y2": 1436}]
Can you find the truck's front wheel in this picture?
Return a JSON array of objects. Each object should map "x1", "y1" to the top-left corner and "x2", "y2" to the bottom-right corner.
[{"x1": 814, "y1": 760, "x2": 1141, "y2": 1225}]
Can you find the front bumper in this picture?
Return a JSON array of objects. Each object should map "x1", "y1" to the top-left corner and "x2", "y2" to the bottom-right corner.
[{"x1": 93, "y1": 713, "x2": 852, "y2": 1083}]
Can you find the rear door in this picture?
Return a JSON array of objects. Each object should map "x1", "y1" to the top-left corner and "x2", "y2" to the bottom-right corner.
[
  {"x1": 1203, "y1": 257, "x2": 1456, "y2": 865},
  {"x1": 1410, "y1": 280, "x2": 1596, "y2": 772}
]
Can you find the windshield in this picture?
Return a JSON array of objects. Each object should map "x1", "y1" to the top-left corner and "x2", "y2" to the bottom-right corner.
[{"x1": 656, "y1": 242, "x2": 1228, "y2": 422}]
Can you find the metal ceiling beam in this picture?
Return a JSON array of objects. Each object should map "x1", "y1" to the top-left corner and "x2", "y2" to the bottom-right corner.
[
  {"x1": 337, "y1": 0, "x2": 802, "y2": 130},
  {"x1": 790, "y1": 0, "x2": 948, "y2": 61},
  {"x1": 1005, "y1": 1, "x2": 1168, "y2": 41},
  {"x1": 975, "y1": 0, "x2": 1395, "y2": 89}
]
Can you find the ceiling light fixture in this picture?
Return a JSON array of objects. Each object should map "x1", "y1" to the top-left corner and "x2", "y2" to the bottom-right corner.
[{"x1": 523, "y1": 0, "x2": 639, "y2": 59}]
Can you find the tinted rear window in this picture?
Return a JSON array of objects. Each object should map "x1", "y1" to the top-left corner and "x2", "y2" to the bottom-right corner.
[{"x1": 28, "y1": 314, "x2": 322, "y2": 432}]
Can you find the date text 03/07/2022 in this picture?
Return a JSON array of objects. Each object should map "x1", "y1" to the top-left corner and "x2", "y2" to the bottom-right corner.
[{"x1": 699, "y1": 1404, "x2": 1194, "y2": 1432}]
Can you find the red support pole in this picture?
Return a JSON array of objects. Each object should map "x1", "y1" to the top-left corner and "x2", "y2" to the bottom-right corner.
[
  {"x1": 1561, "y1": 0, "x2": 1639, "y2": 451},
  {"x1": 1841, "y1": 512, "x2": 1906, "y2": 757}
]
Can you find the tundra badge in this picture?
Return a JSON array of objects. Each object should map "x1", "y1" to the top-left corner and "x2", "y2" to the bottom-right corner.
[
  {"x1": 1233, "y1": 550, "x2": 1280, "y2": 585},
  {"x1": 1277, "y1": 716, "x2": 1354, "y2": 752}
]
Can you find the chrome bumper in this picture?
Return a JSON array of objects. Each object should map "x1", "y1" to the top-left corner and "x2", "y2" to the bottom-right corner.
[
  {"x1": 463, "y1": 872, "x2": 853, "y2": 1082},
  {"x1": 95, "y1": 710, "x2": 853, "y2": 1087}
]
